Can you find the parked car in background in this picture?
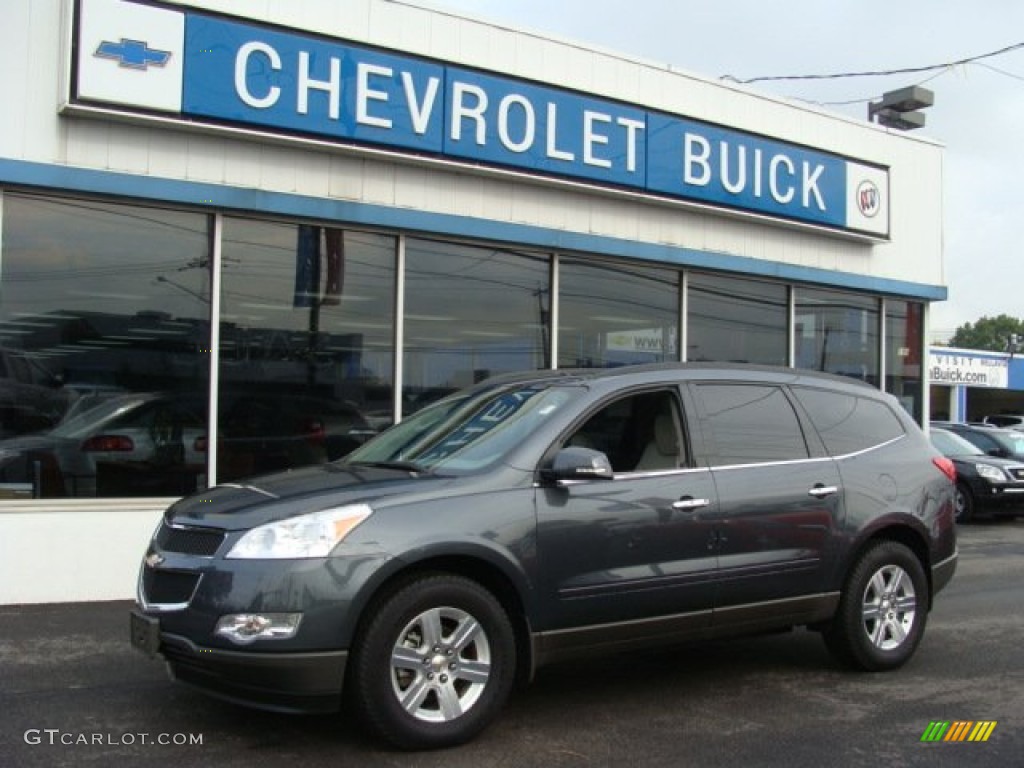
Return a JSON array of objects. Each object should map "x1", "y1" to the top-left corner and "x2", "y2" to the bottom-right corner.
[
  {"x1": 932, "y1": 421, "x2": 1024, "y2": 461},
  {"x1": 0, "y1": 389, "x2": 377, "y2": 498},
  {"x1": 132, "y1": 363, "x2": 958, "y2": 749},
  {"x1": 0, "y1": 391, "x2": 207, "y2": 498},
  {"x1": 983, "y1": 414, "x2": 1024, "y2": 432},
  {"x1": 213, "y1": 392, "x2": 376, "y2": 482},
  {"x1": 929, "y1": 427, "x2": 1024, "y2": 523},
  {"x1": 0, "y1": 347, "x2": 71, "y2": 439}
]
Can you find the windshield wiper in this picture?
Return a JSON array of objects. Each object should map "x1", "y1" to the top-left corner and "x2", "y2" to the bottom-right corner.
[{"x1": 346, "y1": 460, "x2": 430, "y2": 473}]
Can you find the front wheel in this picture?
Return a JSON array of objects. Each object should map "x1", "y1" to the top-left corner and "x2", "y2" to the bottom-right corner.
[
  {"x1": 824, "y1": 541, "x2": 928, "y2": 671},
  {"x1": 348, "y1": 574, "x2": 516, "y2": 750}
]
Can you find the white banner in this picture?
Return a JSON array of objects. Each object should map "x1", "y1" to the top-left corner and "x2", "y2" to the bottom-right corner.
[{"x1": 929, "y1": 351, "x2": 1008, "y2": 389}]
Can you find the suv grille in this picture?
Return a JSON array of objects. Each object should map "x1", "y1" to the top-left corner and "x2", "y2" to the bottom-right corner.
[
  {"x1": 156, "y1": 524, "x2": 225, "y2": 556},
  {"x1": 1009, "y1": 467, "x2": 1024, "y2": 482},
  {"x1": 142, "y1": 568, "x2": 201, "y2": 606}
]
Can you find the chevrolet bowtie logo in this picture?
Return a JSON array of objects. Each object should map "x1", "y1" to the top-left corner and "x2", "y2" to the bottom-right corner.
[{"x1": 95, "y1": 38, "x2": 171, "y2": 70}]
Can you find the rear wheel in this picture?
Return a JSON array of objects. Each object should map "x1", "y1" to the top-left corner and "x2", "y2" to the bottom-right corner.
[
  {"x1": 348, "y1": 574, "x2": 516, "y2": 750},
  {"x1": 824, "y1": 541, "x2": 928, "y2": 671},
  {"x1": 954, "y1": 482, "x2": 974, "y2": 524}
]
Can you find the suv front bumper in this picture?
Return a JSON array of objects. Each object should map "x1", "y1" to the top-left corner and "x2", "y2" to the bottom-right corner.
[{"x1": 131, "y1": 609, "x2": 347, "y2": 714}]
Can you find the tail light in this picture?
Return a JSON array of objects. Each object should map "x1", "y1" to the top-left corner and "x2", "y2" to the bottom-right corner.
[
  {"x1": 932, "y1": 456, "x2": 957, "y2": 483},
  {"x1": 81, "y1": 435, "x2": 135, "y2": 452},
  {"x1": 303, "y1": 419, "x2": 326, "y2": 445}
]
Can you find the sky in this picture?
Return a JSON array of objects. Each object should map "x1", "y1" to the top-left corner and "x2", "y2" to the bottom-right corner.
[{"x1": 415, "y1": 0, "x2": 1024, "y2": 342}]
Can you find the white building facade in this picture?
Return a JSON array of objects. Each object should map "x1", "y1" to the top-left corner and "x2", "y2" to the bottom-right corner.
[{"x1": 0, "y1": 0, "x2": 946, "y2": 604}]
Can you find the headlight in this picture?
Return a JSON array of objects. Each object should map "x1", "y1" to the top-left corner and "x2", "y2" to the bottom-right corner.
[
  {"x1": 226, "y1": 504, "x2": 372, "y2": 559},
  {"x1": 975, "y1": 463, "x2": 1008, "y2": 483}
]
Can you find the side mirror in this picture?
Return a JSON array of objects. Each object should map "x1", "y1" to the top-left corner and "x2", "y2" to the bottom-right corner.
[{"x1": 544, "y1": 446, "x2": 614, "y2": 483}]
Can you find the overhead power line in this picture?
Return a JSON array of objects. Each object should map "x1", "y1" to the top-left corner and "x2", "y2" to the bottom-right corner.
[{"x1": 722, "y1": 40, "x2": 1024, "y2": 84}]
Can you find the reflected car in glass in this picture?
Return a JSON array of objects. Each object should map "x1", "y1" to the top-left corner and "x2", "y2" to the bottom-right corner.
[
  {"x1": 131, "y1": 364, "x2": 958, "y2": 749},
  {"x1": 0, "y1": 391, "x2": 207, "y2": 498},
  {"x1": 929, "y1": 427, "x2": 1024, "y2": 523}
]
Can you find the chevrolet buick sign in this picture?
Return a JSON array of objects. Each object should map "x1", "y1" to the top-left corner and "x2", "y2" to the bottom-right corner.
[{"x1": 71, "y1": 0, "x2": 890, "y2": 238}]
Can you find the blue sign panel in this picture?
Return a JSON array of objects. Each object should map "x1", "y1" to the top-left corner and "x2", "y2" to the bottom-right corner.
[
  {"x1": 648, "y1": 115, "x2": 847, "y2": 228},
  {"x1": 443, "y1": 68, "x2": 647, "y2": 187},
  {"x1": 184, "y1": 16, "x2": 446, "y2": 152},
  {"x1": 76, "y1": 1, "x2": 889, "y2": 236}
]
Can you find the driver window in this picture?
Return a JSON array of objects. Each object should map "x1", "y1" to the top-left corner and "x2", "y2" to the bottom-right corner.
[{"x1": 564, "y1": 390, "x2": 685, "y2": 473}]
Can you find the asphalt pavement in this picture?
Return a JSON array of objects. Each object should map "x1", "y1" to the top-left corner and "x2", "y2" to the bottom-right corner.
[{"x1": 1, "y1": 519, "x2": 1022, "y2": 768}]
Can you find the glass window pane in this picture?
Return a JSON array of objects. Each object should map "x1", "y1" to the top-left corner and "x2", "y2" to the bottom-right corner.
[
  {"x1": 794, "y1": 288, "x2": 880, "y2": 385},
  {"x1": 885, "y1": 300, "x2": 924, "y2": 422},
  {"x1": 0, "y1": 194, "x2": 211, "y2": 499},
  {"x1": 687, "y1": 272, "x2": 788, "y2": 365},
  {"x1": 695, "y1": 384, "x2": 809, "y2": 465},
  {"x1": 218, "y1": 219, "x2": 394, "y2": 482},
  {"x1": 558, "y1": 258, "x2": 678, "y2": 368},
  {"x1": 791, "y1": 386, "x2": 905, "y2": 455},
  {"x1": 402, "y1": 239, "x2": 550, "y2": 411}
]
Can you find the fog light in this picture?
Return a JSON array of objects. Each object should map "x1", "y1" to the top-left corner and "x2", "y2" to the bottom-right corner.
[{"x1": 215, "y1": 613, "x2": 302, "y2": 645}]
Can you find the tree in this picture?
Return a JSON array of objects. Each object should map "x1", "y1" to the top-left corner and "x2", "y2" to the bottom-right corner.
[{"x1": 946, "y1": 314, "x2": 1024, "y2": 352}]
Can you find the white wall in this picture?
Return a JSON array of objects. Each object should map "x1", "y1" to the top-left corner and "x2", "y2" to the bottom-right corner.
[{"x1": 0, "y1": 501, "x2": 165, "y2": 604}]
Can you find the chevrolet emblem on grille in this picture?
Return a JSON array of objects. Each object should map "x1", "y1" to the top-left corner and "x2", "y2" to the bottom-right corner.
[{"x1": 145, "y1": 552, "x2": 165, "y2": 569}]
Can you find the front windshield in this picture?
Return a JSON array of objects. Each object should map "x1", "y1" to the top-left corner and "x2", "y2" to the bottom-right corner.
[
  {"x1": 345, "y1": 383, "x2": 580, "y2": 472},
  {"x1": 930, "y1": 430, "x2": 984, "y2": 457},
  {"x1": 48, "y1": 395, "x2": 148, "y2": 439},
  {"x1": 993, "y1": 430, "x2": 1024, "y2": 455}
]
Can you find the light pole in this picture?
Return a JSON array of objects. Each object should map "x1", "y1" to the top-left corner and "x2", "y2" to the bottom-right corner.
[{"x1": 868, "y1": 85, "x2": 934, "y2": 130}]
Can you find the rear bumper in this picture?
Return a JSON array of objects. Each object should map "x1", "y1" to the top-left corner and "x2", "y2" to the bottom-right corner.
[
  {"x1": 157, "y1": 631, "x2": 347, "y2": 714},
  {"x1": 931, "y1": 549, "x2": 958, "y2": 596}
]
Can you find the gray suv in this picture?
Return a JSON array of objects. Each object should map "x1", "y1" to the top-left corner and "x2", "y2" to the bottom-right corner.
[{"x1": 131, "y1": 364, "x2": 958, "y2": 749}]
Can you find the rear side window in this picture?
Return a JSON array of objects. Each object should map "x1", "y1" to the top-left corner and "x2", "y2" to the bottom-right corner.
[
  {"x1": 792, "y1": 387, "x2": 905, "y2": 456},
  {"x1": 694, "y1": 384, "x2": 809, "y2": 466}
]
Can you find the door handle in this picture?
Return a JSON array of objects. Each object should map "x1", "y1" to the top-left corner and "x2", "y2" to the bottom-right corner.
[
  {"x1": 807, "y1": 485, "x2": 839, "y2": 498},
  {"x1": 672, "y1": 497, "x2": 710, "y2": 511}
]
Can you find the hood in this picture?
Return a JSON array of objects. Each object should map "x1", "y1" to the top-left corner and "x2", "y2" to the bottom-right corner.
[{"x1": 165, "y1": 462, "x2": 456, "y2": 531}]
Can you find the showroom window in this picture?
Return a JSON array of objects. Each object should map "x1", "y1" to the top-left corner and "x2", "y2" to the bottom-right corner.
[
  {"x1": 402, "y1": 239, "x2": 550, "y2": 413},
  {"x1": 218, "y1": 218, "x2": 395, "y2": 482},
  {"x1": 687, "y1": 272, "x2": 788, "y2": 365},
  {"x1": 794, "y1": 287, "x2": 880, "y2": 384},
  {"x1": 885, "y1": 299, "x2": 924, "y2": 423},
  {"x1": 558, "y1": 258, "x2": 679, "y2": 368},
  {"x1": 0, "y1": 194, "x2": 211, "y2": 498}
]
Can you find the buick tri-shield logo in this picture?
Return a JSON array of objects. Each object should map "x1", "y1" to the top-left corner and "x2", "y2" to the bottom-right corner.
[
  {"x1": 95, "y1": 38, "x2": 171, "y2": 70},
  {"x1": 857, "y1": 179, "x2": 881, "y2": 218}
]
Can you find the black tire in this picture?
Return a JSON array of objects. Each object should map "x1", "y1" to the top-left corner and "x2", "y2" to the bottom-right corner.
[
  {"x1": 954, "y1": 482, "x2": 974, "y2": 524},
  {"x1": 348, "y1": 574, "x2": 516, "y2": 750},
  {"x1": 824, "y1": 541, "x2": 928, "y2": 671}
]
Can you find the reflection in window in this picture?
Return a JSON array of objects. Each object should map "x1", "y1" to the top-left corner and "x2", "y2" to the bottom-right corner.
[
  {"x1": 218, "y1": 219, "x2": 395, "y2": 481},
  {"x1": 794, "y1": 288, "x2": 880, "y2": 384},
  {"x1": 885, "y1": 300, "x2": 923, "y2": 423},
  {"x1": 0, "y1": 194, "x2": 211, "y2": 499},
  {"x1": 687, "y1": 272, "x2": 788, "y2": 365},
  {"x1": 402, "y1": 239, "x2": 550, "y2": 413},
  {"x1": 695, "y1": 384, "x2": 809, "y2": 465},
  {"x1": 558, "y1": 258, "x2": 678, "y2": 368},
  {"x1": 791, "y1": 387, "x2": 905, "y2": 455}
]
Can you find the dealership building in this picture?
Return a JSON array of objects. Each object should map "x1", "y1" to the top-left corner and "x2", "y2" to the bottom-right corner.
[
  {"x1": 929, "y1": 347, "x2": 1024, "y2": 422},
  {"x1": 0, "y1": 0, "x2": 953, "y2": 604}
]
